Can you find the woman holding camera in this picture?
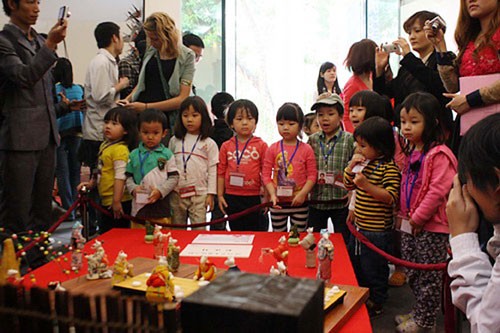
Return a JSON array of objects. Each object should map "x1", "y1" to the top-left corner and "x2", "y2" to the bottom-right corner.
[
  {"x1": 425, "y1": 0, "x2": 499, "y2": 150},
  {"x1": 118, "y1": 12, "x2": 196, "y2": 136},
  {"x1": 374, "y1": 11, "x2": 453, "y2": 140}
]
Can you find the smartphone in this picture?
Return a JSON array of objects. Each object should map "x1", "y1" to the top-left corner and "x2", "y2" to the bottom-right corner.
[{"x1": 58, "y1": 6, "x2": 69, "y2": 24}]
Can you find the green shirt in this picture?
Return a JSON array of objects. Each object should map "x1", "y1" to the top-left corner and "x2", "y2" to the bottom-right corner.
[{"x1": 308, "y1": 129, "x2": 354, "y2": 210}]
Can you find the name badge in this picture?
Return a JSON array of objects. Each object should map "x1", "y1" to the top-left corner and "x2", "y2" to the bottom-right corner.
[
  {"x1": 398, "y1": 217, "x2": 412, "y2": 234},
  {"x1": 136, "y1": 191, "x2": 150, "y2": 204},
  {"x1": 325, "y1": 172, "x2": 335, "y2": 185},
  {"x1": 333, "y1": 174, "x2": 346, "y2": 189},
  {"x1": 277, "y1": 185, "x2": 294, "y2": 197},
  {"x1": 179, "y1": 186, "x2": 196, "y2": 198},
  {"x1": 352, "y1": 160, "x2": 370, "y2": 173},
  {"x1": 229, "y1": 172, "x2": 245, "y2": 187}
]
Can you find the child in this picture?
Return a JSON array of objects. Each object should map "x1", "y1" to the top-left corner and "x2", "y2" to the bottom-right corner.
[
  {"x1": 343, "y1": 116, "x2": 401, "y2": 317},
  {"x1": 446, "y1": 114, "x2": 499, "y2": 333},
  {"x1": 78, "y1": 107, "x2": 138, "y2": 233},
  {"x1": 263, "y1": 103, "x2": 317, "y2": 232},
  {"x1": 169, "y1": 96, "x2": 219, "y2": 229},
  {"x1": 395, "y1": 92, "x2": 457, "y2": 332},
  {"x1": 209, "y1": 92, "x2": 235, "y2": 230},
  {"x1": 303, "y1": 112, "x2": 320, "y2": 137},
  {"x1": 217, "y1": 99, "x2": 268, "y2": 231},
  {"x1": 307, "y1": 95, "x2": 354, "y2": 242},
  {"x1": 126, "y1": 109, "x2": 180, "y2": 228}
]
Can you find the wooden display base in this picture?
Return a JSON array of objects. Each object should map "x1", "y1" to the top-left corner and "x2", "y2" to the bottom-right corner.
[{"x1": 61, "y1": 257, "x2": 368, "y2": 332}]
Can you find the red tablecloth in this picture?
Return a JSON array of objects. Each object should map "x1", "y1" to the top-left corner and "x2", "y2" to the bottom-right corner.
[{"x1": 32, "y1": 229, "x2": 372, "y2": 332}]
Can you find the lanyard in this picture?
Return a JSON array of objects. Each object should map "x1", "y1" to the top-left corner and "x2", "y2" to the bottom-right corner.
[
  {"x1": 362, "y1": 160, "x2": 382, "y2": 179},
  {"x1": 280, "y1": 140, "x2": 300, "y2": 177},
  {"x1": 182, "y1": 135, "x2": 201, "y2": 178},
  {"x1": 98, "y1": 140, "x2": 122, "y2": 158},
  {"x1": 319, "y1": 131, "x2": 341, "y2": 163},
  {"x1": 405, "y1": 152, "x2": 425, "y2": 212},
  {"x1": 138, "y1": 150, "x2": 151, "y2": 179},
  {"x1": 235, "y1": 136, "x2": 252, "y2": 170}
]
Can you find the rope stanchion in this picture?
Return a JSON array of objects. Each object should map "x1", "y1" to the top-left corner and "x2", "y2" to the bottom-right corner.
[{"x1": 346, "y1": 219, "x2": 447, "y2": 271}]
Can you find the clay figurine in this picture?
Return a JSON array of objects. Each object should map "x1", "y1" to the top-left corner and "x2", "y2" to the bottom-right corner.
[
  {"x1": 85, "y1": 240, "x2": 112, "y2": 280},
  {"x1": 287, "y1": 224, "x2": 300, "y2": 247},
  {"x1": 224, "y1": 257, "x2": 241, "y2": 272},
  {"x1": 269, "y1": 261, "x2": 287, "y2": 276},
  {"x1": 193, "y1": 256, "x2": 216, "y2": 282},
  {"x1": 167, "y1": 238, "x2": 180, "y2": 272},
  {"x1": 299, "y1": 227, "x2": 317, "y2": 268},
  {"x1": 70, "y1": 221, "x2": 86, "y2": 271},
  {"x1": 146, "y1": 256, "x2": 175, "y2": 303},
  {"x1": 317, "y1": 229, "x2": 334, "y2": 282},
  {"x1": 152, "y1": 225, "x2": 170, "y2": 259},
  {"x1": 5, "y1": 269, "x2": 22, "y2": 286},
  {"x1": 261, "y1": 235, "x2": 289, "y2": 266},
  {"x1": 112, "y1": 250, "x2": 134, "y2": 285},
  {"x1": 144, "y1": 221, "x2": 155, "y2": 244}
]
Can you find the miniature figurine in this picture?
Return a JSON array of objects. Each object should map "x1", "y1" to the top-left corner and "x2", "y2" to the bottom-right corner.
[
  {"x1": 70, "y1": 221, "x2": 86, "y2": 271},
  {"x1": 261, "y1": 235, "x2": 289, "y2": 266},
  {"x1": 146, "y1": 256, "x2": 175, "y2": 303},
  {"x1": 193, "y1": 256, "x2": 216, "y2": 282},
  {"x1": 153, "y1": 225, "x2": 170, "y2": 259},
  {"x1": 48, "y1": 281, "x2": 66, "y2": 291},
  {"x1": 5, "y1": 269, "x2": 22, "y2": 285},
  {"x1": 112, "y1": 250, "x2": 134, "y2": 284},
  {"x1": 269, "y1": 265, "x2": 280, "y2": 276},
  {"x1": 167, "y1": 238, "x2": 180, "y2": 272},
  {"x1": 224, "y1": 257, "x2": 241, "y2": 272},
  {"x1": 317, "y1": 229, "x2": 334, "y2": 282},
  {"x1": 269, "y1": 261, "x2": 287, "y2": 276},
  {"x1": 288, "y1": 224, "x2": 300, "y2": 247},
  {"x1": 144, "y1": 221, "x2": 155, "y2": 243},
  {"x1": 299, "y1": 227, "x2": 317, "y2": 268},
  {"x1": 85, "y1": 240, "x2": 112, "y2": 280}
]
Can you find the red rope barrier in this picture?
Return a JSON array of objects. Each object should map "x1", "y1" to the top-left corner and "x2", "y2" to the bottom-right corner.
[{"x1": 346, "y1": 219, "x2": 447, "y2": 271}]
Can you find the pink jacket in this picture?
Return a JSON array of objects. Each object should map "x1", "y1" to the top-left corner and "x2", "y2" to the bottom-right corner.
[{"x1": 409, "y1": 145, "x2": 457, "y2": 233}]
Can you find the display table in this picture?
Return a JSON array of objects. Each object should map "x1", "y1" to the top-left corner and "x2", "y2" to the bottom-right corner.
[{"x1": 31, "y1": 229, "x2": 372, "y2": 332}]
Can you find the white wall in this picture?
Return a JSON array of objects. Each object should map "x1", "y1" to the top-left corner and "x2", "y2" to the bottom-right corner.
[{"x1": 0, "y1": 0, "x2": 181, "y2": 84}]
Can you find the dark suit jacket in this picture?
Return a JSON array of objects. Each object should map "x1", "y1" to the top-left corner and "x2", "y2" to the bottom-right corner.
[{"x1": 0, "y1": 24, "x2": 59, "y2": 150}]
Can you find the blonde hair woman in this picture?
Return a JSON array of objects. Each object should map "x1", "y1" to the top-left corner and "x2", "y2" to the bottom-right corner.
[{"x1": 118, "y1": 12, "x2": 196, "y2": 134}]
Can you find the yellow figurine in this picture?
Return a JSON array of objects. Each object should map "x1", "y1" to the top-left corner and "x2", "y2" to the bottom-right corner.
[
  {"x1": 193, "y1": 256, "x2": 217, "y2": 282},
  {"x1": 112, "y1": 251, "x2": 134, "y2": 285},
  {"x1": 146, "y1": 256, "x2": 175, "y2": 303}
]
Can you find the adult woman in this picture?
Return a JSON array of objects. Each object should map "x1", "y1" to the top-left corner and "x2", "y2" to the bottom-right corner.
[
  {"x1": 53, "y1": 57, "x2": 85, "y2": 220},
  {"x1": 118, "y1": 12, "x2": 195, "y2": 134},
  {"x1": 425, "y1": 0, "x2": 499, "y2": 147},
  {"x1": 374, "y1": 11, "x2": 453, "y2": 139},
  {"x1": 314, "y1": 62, "x2": 342, "y2": 102},
  {"x1": 342, "y1": 39, "x2": 377, "y2": 133}
]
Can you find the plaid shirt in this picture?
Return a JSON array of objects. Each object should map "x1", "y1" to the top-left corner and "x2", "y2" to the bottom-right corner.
[
  {"x1": 308, "y1": 129, "x2": 354, "y2": 210},
  {"x1": 118, "y1": 51, "x2": 141, "y2": 98}
]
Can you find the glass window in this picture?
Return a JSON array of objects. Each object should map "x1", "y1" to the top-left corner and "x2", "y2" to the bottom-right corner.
[{"x1": 181, "y1": 0, "x2": 224, "y2": 104}]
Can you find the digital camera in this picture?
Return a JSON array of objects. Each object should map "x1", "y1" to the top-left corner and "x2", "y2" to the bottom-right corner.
[
  {"x1": 382, "y1": 43, "x2": 398, "y2": 53},
  {"x1": 429, "y1": 16, "x2": 446, "y2": 33}
]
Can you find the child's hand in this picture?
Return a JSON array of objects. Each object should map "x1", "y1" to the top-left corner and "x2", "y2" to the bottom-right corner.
[
  {"x1": 148, "y1": 188, "x2": 162, "y2": 204},
  {"x1": 205, "y1": 194, "x2": 214, "y2": 212},
  {"x1": 446, "y1": 175, "x2": 480, "y2": 237},
  {"x1": 409, "y1": 219, "x2": 423, "y2": 236},
  {"x1": 270, "y1": 193, "x2": 281, "y2": 209},
  {"x1": 291, "y1": 191, "x2": 307, "y2": 207},
  {"x1": 112, "y1": 201, "x2": 124, "y2": 219},
  {"x1": 348, "y1": 154, "x2": 365, "y2": 170},
  {"x1": 218, "y1": 195, "x2": 228, "y2": 215},
  {"x1": 353, "y1": 173, "x2": 369, "y2": 190},
  {"x1": 77, "y1": 181, "x2": 94, "y2": 192}
]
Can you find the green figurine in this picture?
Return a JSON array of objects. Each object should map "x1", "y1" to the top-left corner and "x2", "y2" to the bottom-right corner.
[
  {"x1": 145, "y1": 221, "x2": 155, "y2": 244},
  {"x1": 288, "y1": 224, "x2": 300, "y2": 247}
]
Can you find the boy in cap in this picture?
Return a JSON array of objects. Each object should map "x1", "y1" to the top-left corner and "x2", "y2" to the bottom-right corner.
[{"x1": 307, "y1": 95, "x2": 354, "y2": 243}]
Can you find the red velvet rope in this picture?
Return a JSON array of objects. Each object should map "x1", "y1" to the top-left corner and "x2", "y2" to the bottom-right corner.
[
  {"x1": 346, "y1": 219, "x2": 447, "y2": 271},
  {"x1": 15, "y1": 195, "x2": 448, "y2": 271}
]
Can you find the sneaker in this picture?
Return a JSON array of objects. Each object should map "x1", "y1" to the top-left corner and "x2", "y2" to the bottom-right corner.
[
  {"x1": 389, "y1": 270, "x2": 407, "y2": 287},
  {"x1": 395, "y1": 312, "x2": 413, "y2": 325},
  {"x1": 366, "y1": 299, "x2": 383, "y2": 318},
  {"x1": 396, "y1": 318, "x2": 434, "y2": 333}
]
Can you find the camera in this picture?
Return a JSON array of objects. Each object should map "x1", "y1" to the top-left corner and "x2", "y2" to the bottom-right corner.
[
  {"x1": 382, "y1": 43, "x2": 399, "y2": 53},
  {"x1": 429, "y1": 16, "x2": 446, "y2": 33},
  {"x1": 58, "y1": 6, "x2": 70, "y2": 23}
]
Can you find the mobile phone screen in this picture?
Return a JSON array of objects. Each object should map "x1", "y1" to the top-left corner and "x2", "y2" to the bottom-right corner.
[{"x1": 58, "y1": 6, "x2": 66, "y2": 21}]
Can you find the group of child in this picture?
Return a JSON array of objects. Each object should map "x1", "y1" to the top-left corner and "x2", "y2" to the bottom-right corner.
[{"x1": 81, "y1": 88, "x2": 460, "y2": 332}]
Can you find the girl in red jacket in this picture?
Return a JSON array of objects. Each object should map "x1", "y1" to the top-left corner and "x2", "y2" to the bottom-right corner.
[{"x1": 396, "y1": 92, "x2": 457, "y2": 332}]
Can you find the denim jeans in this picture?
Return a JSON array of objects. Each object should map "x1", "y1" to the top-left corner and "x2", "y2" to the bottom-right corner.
[
  {"x1": 56, "y1": 135, "x2": 82, "y2": 219},
  {"x1": 348, "y1": 229, "x2": 392, "y2": 305}
]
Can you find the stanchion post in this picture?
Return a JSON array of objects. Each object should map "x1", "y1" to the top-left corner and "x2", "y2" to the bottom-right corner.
[{"x1": 79, "y1": 187, "x2": 90, "y2": 242}]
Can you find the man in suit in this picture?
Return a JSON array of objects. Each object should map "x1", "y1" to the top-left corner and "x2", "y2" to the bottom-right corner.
[{"x1": 0, "y1": 0, "x2": 67, "y2": 249}]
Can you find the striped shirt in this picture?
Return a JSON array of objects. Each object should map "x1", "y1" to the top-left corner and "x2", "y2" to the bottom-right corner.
[
  {"x1": 344, "y1": 159, "x2": 401, "y2": 231},
  {"x1": 308, "y1": 129, "x2": 354, "y2": 210}
]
